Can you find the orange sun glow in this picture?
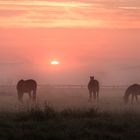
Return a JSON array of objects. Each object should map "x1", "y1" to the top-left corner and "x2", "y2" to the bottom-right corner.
[{"x1": 51, "y1": 60, "x2": 60, "y2": 65}]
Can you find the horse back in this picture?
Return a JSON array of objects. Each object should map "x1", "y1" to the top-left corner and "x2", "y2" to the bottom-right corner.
[
  {"x1": 88, "y1": 79, "x2": 99, "y2": 91},
  {"x1": 24, "y1": 79, "x2": 37, "y2": 89},
  {"x1": 17, "y1": 79, "x2": 37, "y2": 92},
  {"x1": 125, "y1": 84, "x2": 140, "y2": 96}
]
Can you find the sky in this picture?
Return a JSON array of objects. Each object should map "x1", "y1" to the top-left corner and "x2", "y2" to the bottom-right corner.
[{"x1": 0, "y1": 0, "x2": 140, "y2": 85}]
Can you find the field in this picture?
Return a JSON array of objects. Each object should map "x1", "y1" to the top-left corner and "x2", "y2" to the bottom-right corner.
[
  {"x1": 0, "y1": 85, "x2": 138, "y2": 111},
  {"x1": 0, "y1": 86, "x2": 140, "y2": 140}
]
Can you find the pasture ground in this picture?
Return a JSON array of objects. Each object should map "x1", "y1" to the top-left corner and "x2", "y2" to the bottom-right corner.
[{"x1": 0, "y1": 86, "x2": 140, "y2": 140}]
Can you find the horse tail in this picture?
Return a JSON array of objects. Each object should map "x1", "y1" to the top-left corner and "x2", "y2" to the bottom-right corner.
[{"x1": 17, "y1": 79, "x2": 24, "y2": 102}]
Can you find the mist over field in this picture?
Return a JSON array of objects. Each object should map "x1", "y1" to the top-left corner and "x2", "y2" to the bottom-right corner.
[{"x1": 0, "y1": 85, "x2": 137, "y2": 111}]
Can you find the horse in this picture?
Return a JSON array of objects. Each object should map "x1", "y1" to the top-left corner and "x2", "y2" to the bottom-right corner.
[
  {"x1": 16, "y1": 79, "x2": 37, "y2": 103},
  {"x1": 123, "y1": 84, "x2": 140, "y2": 104},
  {"x1": 88, "y1": 76, "x2": 100, "y2": 101}
]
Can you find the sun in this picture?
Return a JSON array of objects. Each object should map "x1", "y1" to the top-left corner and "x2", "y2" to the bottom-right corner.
[{"x1": 50, "y1": 60, "x2": 60, "y2": 65}]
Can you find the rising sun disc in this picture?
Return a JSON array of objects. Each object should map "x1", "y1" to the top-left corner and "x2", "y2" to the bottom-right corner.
[{"x1": 51, "y1": 60, "x2": 60, "y2": 65}]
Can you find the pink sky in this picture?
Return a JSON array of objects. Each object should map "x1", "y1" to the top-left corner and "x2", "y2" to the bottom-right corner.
[
  {"x1": 0, "y1": 0, "x2": 140, "y2": 85},
  {"x1": 0, "y1": 0, "x2": 140, "y2": 28}
]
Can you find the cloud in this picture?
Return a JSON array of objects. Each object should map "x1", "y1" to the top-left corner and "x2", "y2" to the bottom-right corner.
[
  {"x1": 0, "y1": 10, "x2": 25, "y2": 17},
  {"x1": 120, "y1": 65, "x2": 140, "y2": 71},
  {"x1": 0, "y1": 0, "x2": 139, "y2": 28}
]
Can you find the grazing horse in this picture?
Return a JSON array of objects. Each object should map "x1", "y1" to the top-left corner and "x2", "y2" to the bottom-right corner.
[
  {"x1": 17, "y1": 79, "x2": 37, "y2": 103},
  {"x1": 88, "y1": 76, "x2": 99, "y2": 101},
  {"x1": 123, "y1": 84, "x2": 140, "y2": 104}
]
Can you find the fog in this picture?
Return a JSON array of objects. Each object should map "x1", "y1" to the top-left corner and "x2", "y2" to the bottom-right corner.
[{"x1": 0, "y1": 28, "x2": 140, "y2": 85}]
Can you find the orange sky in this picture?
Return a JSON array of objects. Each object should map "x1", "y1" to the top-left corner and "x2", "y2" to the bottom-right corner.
[
  {"x1": 0, "y1": 0, "x2": 140, "y2": 28},
  {"x1": 0, "y1": 0, "x2": 140, "y2": 85}
]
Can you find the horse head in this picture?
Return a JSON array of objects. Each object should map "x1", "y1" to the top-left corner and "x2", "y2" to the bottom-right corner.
[{"x1": 90, "y1": 76, "x2": 94, "y2": 80}]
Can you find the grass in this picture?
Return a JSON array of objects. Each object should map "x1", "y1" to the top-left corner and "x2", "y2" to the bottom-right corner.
[{"x1": 0, "y1": 104, "x2": 140, "y2": 140}]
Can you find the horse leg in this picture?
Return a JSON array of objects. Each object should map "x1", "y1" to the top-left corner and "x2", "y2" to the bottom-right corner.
[
  {"x1": 18, "y1": 92, "x2": 23, "y2": 103},
  {"x1": 33, "y1": 90, "x2": 36, "y2": 103},
  {"x1": 88, "y1": 89, "x2": 92, "y2": 102},
  {"x1": 135, "y1": 94, "x2": 138, "y2": 103},
  {"x1": 28, "y1": 92, "x2": 32, "y2": 101},
  {"x1": 93, "y1": 91, "x2": 96, "y2": 100},
  {"x1": 97, "y1": 90, "x2": 99, "y2": 101},
  {"x1": 131, "y1": 94, "x2": 135, "y2": 104}
]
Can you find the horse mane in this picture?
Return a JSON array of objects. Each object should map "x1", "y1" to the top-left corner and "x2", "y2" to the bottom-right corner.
[
  {"x1": 124, "y1": 88, "x2": 131, "y2": 98},
  {"x1": 19, "y1": 79, "x2": 24, "y2": 83}
]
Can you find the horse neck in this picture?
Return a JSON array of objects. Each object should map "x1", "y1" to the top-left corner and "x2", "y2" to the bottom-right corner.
[
  {"x1": 90, "y1": 79, "x2": 95, "y2": 82},
  {"x1": 124, "y1": 90, "x2": 131, "y2": 99}
]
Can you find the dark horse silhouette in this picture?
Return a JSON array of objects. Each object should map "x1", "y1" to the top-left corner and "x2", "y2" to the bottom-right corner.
[
  {"x1": 17, "y1": 79, "x2": 37, "y2": 103},
  {"x1": 88, "y1": 76, "x2": 99, "y2": 101},
  {"x1": 123, "y1": 84, "x2": 140, "y2": 104}
]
